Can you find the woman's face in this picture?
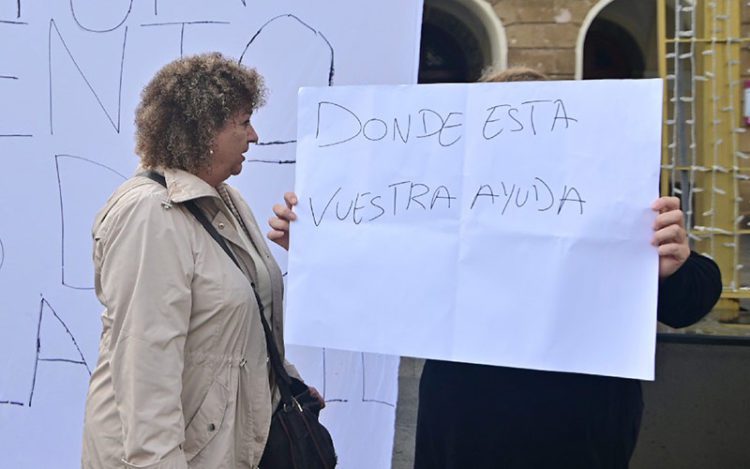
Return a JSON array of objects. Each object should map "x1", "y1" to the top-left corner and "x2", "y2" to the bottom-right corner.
[{"x1": 207, "y1": 111, "x2": 258, "y2": 184}]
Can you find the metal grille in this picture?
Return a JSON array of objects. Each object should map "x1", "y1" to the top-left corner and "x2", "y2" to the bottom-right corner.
[{"x1": 659, "y1": 0, "x2": 747, "y2": 318}]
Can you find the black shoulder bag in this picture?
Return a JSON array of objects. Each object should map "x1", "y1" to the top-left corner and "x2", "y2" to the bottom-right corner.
[{"x1": 141, "y1": 171, "x2": 337, "y2": 469}]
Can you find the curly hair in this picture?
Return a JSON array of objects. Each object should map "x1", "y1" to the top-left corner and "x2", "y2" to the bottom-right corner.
[
  {"x1": 480, "y1": 66, "x2": 548, "y2": 83},
  {"x1": 135, "y1": 52, "x2": 266, "y2": 173}
]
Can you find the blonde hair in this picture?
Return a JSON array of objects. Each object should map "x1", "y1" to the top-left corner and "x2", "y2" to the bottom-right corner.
[{"x1": 135, "y1": 52, "x2": 266, "y2": 173}]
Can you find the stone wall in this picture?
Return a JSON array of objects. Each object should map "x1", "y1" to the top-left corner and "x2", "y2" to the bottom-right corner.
[{"x1": 489, "y1": 0, "x2": 601, "y2": 79}]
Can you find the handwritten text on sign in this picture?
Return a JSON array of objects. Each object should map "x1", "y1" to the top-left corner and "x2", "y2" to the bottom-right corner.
[
  {"x1": 310, "y1": 96, "x2": 583, "y2": 225},
  {"x1": 286, "y1": 80, "x2": 663, "y2": 380}
]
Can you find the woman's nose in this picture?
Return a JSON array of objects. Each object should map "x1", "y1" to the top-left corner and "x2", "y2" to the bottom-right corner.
[{"x1": 247, "y1": 124, "x2": 259, "y2": 143}]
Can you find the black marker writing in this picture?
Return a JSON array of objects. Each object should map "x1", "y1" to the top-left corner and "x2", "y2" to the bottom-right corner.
[
  {"x1": 309, "y1": 180, "x2": 456, "y2": 226},
  {"x1": 415, "y1": 109, "x2": 463, "y2": 147},
  {"x1": 407, "y1": 183, "x2": 430, "y2": 210},
  {"x1": 28, "y1": 297, "x2": 91, "y2": 406},
  {"x1": 48, "y1": 18, "x2": 128, "y2": 134},
  {"x1": 387, "y1": 181, "x2": 410, "y2": 215},
  {"x1": 558, "y1": 186, "x2": 586, "y2": 215},
  {"x1": 551, "y1": 99, "x2": 578, "y2": 130},
  {"x1": 0, "y1": 400, "x2": 24, "y2": 406},
  {"x1": 1, "y1": 297, "x2": 92, "y2": 408},
  {"x1": 316, "y1": 101, "x2": 463, "y2": 148},
  {"x1": 1, "y1": 20, "x2": 31, "y2": 137},
  {"x1": 470, "y1": 177, "x2": 585, "y2": 215},
  {"x1": 470, "y1": 184, "x2": 499, "y2": 209},
  {"x1": 361, "y1": 353, "x2": 396, "y2": 408},
  {"x1": 240, "y1": 14, "x2": 335, "y2": 87},
  {"x1": 310, "y1": 186, "x2": 342, "y2": 227},
  {"x1": 55, "y1": 154, "x2": 127, "y2": 290},
  {"x1": 239, "y1": 13, "x2": 334, "y2": 158},
  {"x1": 482, "y1": 98, "x2": 577, "y2": 140},
  {"x1": 308, "y1": 176, "x2": 584, "y2": 226},
  {"x1": 431, "y1": 186, "x2": 455, "y2": 209},
  {"x1": 393, "y1": 115, "x2": 411, "y2": 143},
  {"x1": 70, "y1": 0, "x2": 132, "y2": 33}
]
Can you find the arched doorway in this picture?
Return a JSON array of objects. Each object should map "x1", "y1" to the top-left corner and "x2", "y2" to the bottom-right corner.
[
  {"x1": 419, "y1": 0, "x2": 506, "y2": 84},
  {"x1": 583, "y1": 18, "x2": 645, "y2": 79},
  {"x1": 577, "y1": 0, "x2": 661, "y2": 80}
]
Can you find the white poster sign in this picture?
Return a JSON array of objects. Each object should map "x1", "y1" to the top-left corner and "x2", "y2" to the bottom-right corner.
[
  {"x1": 0, "y1": 2, "x2": 422, "y2": 468},
  {"x1": 287, "y1": 80, "x2": 662, "y2": 381}
]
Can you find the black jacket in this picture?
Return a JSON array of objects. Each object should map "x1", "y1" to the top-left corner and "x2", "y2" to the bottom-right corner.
[{"x1": 414, "y1": 252, "x2": 722, "y2": 469}]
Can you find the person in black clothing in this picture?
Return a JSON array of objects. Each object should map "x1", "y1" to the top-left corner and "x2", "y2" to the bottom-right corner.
[{"x1": 413, "y1": 67, "x2": 723, "y2": 469}]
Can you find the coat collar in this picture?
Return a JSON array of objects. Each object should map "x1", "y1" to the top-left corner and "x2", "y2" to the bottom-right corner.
[{"x1": 144, "y1": 166, "x2": 228, "y2": 204}]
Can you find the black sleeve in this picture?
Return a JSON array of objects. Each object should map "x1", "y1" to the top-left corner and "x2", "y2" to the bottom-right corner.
[{"x1": 656, "y1": 251, "x2": 722, "y2": 328}]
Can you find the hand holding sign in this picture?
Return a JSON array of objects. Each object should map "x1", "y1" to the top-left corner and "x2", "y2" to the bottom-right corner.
[
  {"x1": 651, "y1": 196, "x2": 690, "y2": 278},
  {"x1": 268, "y1": 192, "x2": 298, "y2": 251}
]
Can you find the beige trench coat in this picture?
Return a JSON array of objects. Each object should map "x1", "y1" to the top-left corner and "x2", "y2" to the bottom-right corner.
[{"x1": 81, "y1": 168, "x2": 300, "y2": 469}]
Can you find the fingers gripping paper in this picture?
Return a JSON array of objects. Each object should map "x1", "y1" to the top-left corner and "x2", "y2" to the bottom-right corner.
[{"x1": 287, "y1": 80, "x2": 663, "y2": 381}]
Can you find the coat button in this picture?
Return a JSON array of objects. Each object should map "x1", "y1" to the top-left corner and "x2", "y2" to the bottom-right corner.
[
  {"x1": 218, "y1": 222, "x2": 225, "y2": 230},
  {"x1": 208, "y1": 423, "x2": 216, "y2": 432}
]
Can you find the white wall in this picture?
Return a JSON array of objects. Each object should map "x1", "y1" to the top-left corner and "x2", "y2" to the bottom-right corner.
[{"x1": 0, "y1": 1, "x2": 423, "y2": 467}]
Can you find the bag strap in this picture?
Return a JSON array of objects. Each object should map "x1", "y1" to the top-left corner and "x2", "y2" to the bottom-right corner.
[{"x1": 139, "y1": 171, "x2": 296, "y2": 403}]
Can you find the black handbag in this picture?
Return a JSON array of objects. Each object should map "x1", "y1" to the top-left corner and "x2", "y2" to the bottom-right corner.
[
  {"x1": 141, "y1": 171, "x2": 337, "y2": 468},
  {"x1": 259, "y1": 374, "x2": 337, "y2": 469}
]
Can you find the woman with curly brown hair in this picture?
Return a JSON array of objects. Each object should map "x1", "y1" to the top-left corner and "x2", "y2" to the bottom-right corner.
[{"x1": 81, "y1": 52, "x2": 322, "y2": 469}]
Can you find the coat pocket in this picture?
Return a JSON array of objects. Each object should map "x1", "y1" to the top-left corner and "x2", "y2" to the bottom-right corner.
[{"x1": 183, "y1": 372, "x2": 230, "y2": 461}]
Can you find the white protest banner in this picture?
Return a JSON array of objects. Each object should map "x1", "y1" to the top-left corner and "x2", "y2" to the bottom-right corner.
[
  {"x1": 0, "y1": 2, "x2": 422, "y2": 468},
  {"x1": 287, "y1": 80, "x2": 663, "y2": 381}
]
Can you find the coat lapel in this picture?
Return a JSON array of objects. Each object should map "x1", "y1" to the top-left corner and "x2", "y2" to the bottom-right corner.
[{"x1": 222, "y1": 185, "x2": 286, "y2": 348}]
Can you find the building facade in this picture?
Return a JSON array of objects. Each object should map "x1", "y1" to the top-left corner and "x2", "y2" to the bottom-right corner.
[{"x1": 420, "y1": 0, "x2": 750, "y2": 317}]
